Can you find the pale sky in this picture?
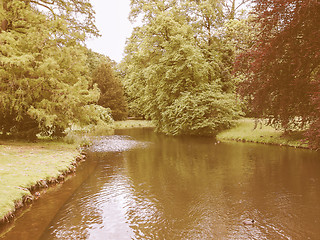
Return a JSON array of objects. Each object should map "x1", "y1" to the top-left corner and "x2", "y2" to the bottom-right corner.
[{"x1": 86, "y1": 0, "x2": 133, "y2": 63}]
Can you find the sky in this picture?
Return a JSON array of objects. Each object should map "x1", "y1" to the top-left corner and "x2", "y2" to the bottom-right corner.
[{"x1": 86, "y1": 0, "x2": 134, "y2": 63}]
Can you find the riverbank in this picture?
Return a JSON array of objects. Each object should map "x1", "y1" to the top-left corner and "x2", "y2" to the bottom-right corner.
[
  {"x1": 113, "y1": 120, "x2": 155, "y2": 129},
  {"x1": 0, "y1": 120, "x2": 154, "y2": 224},
  {"x1": 0, "y1": 118, "x2": 308, "y2": 224},
  {"x1": 217, "y1": 118, "x2": 308, "y2": 148},
  {"x1": 114, "y1": 119, "x2": 309, "y2": 149},
  {"x1": 0, "y1": 140, "x2": 85, "y2": 223}
]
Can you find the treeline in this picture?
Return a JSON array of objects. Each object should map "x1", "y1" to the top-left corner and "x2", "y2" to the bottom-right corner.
[{"x1": 0, "y1": 0, "x2": 127, "y2": 139}]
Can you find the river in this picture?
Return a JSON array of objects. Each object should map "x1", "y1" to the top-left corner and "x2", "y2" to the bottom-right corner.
[{"x1": 1, "y1": 128, "x2": 320, "y2": 239}]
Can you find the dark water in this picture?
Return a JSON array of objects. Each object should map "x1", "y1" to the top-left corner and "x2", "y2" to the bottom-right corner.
[{"x1": 1, "y1": 128, "x2": 320, "y2": 239}]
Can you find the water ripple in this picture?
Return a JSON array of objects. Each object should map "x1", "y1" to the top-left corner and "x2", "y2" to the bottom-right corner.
[{"x1": 90, "y1": 135, "x2": 150, "y2": 152}]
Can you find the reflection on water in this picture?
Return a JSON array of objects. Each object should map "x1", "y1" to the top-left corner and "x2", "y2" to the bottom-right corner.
[
  {"x1": 2, "y1": 129, "x2": 320, "y2": 239},
  {"x1": 90, "y1": 135, "x2": 150, "y2": 152}
]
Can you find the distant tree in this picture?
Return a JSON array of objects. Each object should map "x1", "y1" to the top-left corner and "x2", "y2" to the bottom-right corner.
[
  {"x1": 85, "y1": 49, "x2": 114, "y2": 76},
  {"x1": 237, "y1": 0, "x2": 320, "y2": 147},
  {"x1": 92, "y1": 62, "x2": 128, "y2": 121}
]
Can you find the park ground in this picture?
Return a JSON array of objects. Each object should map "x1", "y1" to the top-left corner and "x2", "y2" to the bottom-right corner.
[{"x1": 216, "y1": 118, "x2": 308, "y2": 148}]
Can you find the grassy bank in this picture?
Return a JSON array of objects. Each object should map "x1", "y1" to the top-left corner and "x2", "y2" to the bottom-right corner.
[
  {"x1": 217, "y1": 118, "x2": 308, "y2": 148},
  {"x1": 113, "y1": 120, "x2": 155, "y2": 129},
  {"x1": 113, "y1": 119, "x2": 308, "y2": 148},
  {"x1": 0, "y1": 118, "x2": 307, "y2": 222},
  {"x1": 0, "y1": 140, "x2": 83, "y2": 222},
  {"x1": 0, "y1": 120, "x2": 153, "y2": 223}
]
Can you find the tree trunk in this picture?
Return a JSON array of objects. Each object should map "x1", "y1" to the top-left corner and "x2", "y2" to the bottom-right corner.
[
  {"x1": 0, "y1": 0, "x2": 8, "y2": 32},
  {"x1": 1, "y1": 19, "x2": 8, "y2": 31}
]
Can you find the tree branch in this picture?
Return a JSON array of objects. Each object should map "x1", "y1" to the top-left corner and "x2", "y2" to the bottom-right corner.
[{"x1": 30, "y1": 0, "x2": 56, "y2": 17}]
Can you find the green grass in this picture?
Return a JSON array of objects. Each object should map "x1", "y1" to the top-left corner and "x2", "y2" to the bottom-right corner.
[
  {"x1": 0, "y1": 140, "x2": 80, "y2": 221},
  {"x1": 113, "y1": 120, "x2": 155, "y2": 129},
  {"x1": 217, "y1": 118, "x2": 308, "y2": 148}
]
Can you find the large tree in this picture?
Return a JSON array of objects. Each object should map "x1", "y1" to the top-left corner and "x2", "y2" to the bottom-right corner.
[
  {"x1": 122, "y1": 0, "x2": 241, "y2": 136},
  {"x1": 237, "y1": 0, "x2": 320, "y2": 146},
  {"x1": 0, "y1": 0, "x2": 111, "y2": 139}
]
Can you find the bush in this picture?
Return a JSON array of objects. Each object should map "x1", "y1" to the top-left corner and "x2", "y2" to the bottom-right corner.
[{"x1": 160, "y1": 84, "x2": 241, "y2": 136}]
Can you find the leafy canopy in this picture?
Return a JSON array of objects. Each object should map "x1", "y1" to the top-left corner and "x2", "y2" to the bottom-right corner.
[
  {"x1": 122, "y1": 0, "x2": 241, "y2": 136},
  {"x1": 0, "y1": 0, "x2": 111, "y2": 139},
  {"x1": 92, "y1": 60, "x2": 128, "y2": 121}
]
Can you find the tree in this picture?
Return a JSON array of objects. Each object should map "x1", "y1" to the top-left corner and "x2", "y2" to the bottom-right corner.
[
  {"x1": 85, "y1": 49, "x2": 109, "y2": 75},
  {"x1": 222, "y1": 0, "x2": 252, "y2": 20},
  {"x1": 122, "y1": 0, "x2": 241, "y2": 136},
  {"x1": 0, "y1": 0, "x2": 111, "y2": 139},
  {"x1": 1, "y1": 0, "x2": 98, "y2": 36},
  {"x1": 161, "y1": 84, "x2": 239, "y2": 136},
  {"x1": 237, "y1": 0, "x2": 320, "y2": 146},
  {"x1": 305, "y1": 68, "x2": 320, "y2": 149},
  {"x1": 92, "y1": 61, "x2": 128, "y2": 121}
]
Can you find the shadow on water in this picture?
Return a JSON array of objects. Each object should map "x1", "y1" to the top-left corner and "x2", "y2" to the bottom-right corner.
[{"x1": 1, "y1": 128, "x2": 320, "y2": 239}]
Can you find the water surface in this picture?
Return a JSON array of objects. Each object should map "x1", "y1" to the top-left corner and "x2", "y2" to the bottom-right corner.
[{"x1": 1, "y1": 128, "x2": 320, "y2": 239}]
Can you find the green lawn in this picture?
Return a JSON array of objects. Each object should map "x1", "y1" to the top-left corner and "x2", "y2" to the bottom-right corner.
[
  {"x1": 113, "y1": 120, "x2": 155, "y2": 129},
  {"x1": 0, "y1": 140, "x2": 80, "y2": 222},
  {"x1": 217, "y1": 118, "x2": 308, "y2": 148}
]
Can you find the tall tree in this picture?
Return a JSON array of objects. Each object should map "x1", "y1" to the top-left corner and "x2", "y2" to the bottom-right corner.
[
  {"x1": 237, "y1": 0, "x2": 320, "y2": 146},
  {"x1": 0, "y1": 0, "x2": 110, "y2": 139},
  {"x1": 122, "y1": 0, "x2": 240, "y2": 136}
]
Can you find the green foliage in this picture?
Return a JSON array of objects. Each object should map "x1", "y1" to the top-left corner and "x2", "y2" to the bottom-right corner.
[
  {"x1": 0, "y1": 0, "x2": 111, "y2": 139},
  {"x1": 161, "y1": 84, "x2": 241, "y2": 136},
  {"x1": 118, "y1": 59, "x2": 147, "y2": 118},
  {"x1": 79, "y1": 104, "x2": 113, "y2": 127},
  {"x1": 222, "y1": 15, "x2": 258, "y2": 57},
  {"x1": 1, "y1": 0, "x2": 99, "y2": 37},
  {"x1": 85, "y1": 49, "x2": 111, "y2": 75},
  {"x1": 113, "y1": 120, "x2": 155, "y2": 129},
  {"x1": 92, "y1": 62, "x2": 128, "y2": 120},
  {"x1": 122, "y1": 0, "x2": 241, "y2": 136}
]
